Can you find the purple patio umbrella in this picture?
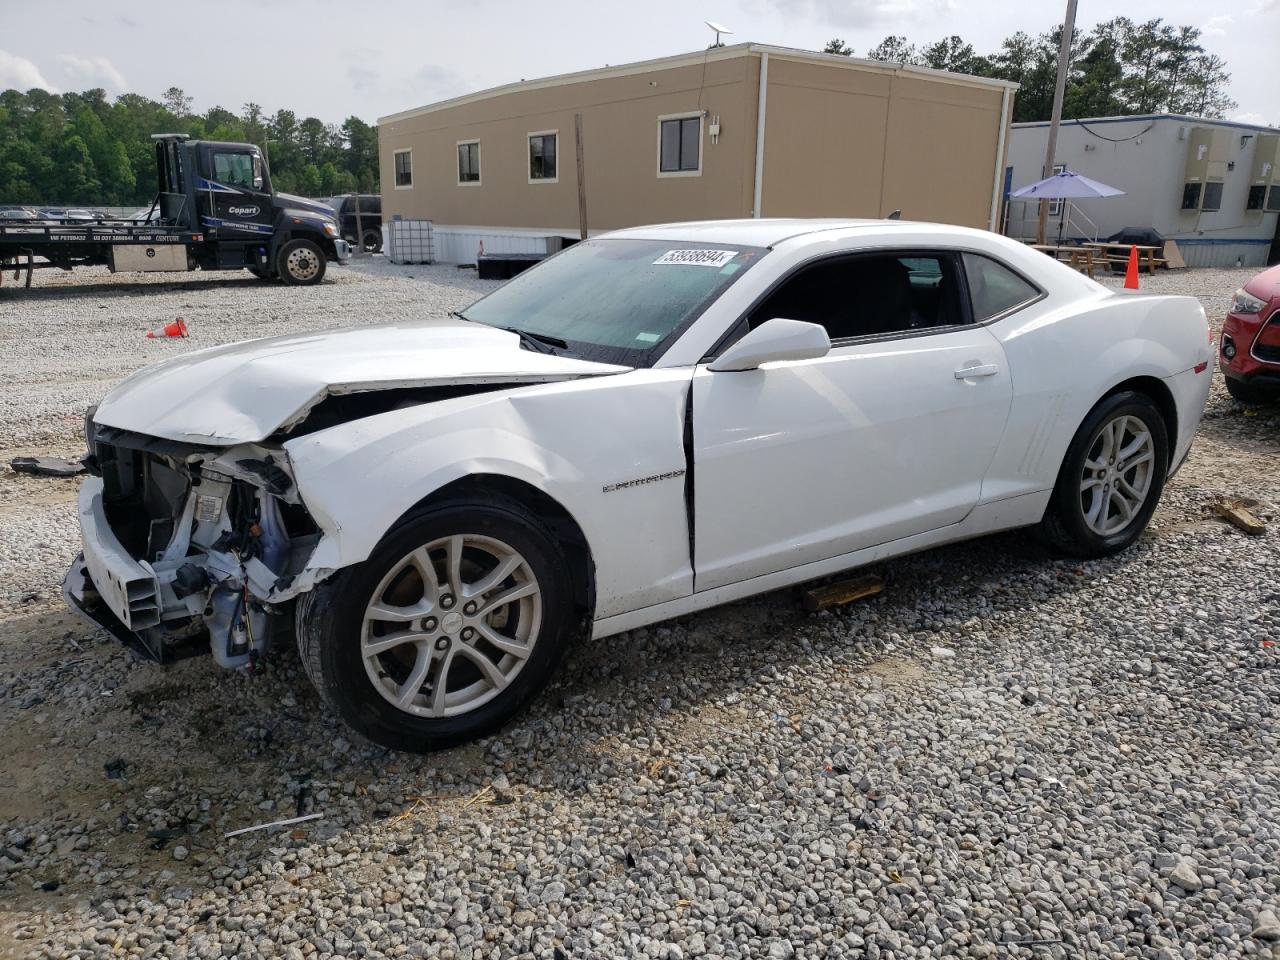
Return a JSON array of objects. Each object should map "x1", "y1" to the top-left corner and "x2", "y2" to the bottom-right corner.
[{"x1": 1011, "y1": 169, "x2": 1125, "y2": 244}]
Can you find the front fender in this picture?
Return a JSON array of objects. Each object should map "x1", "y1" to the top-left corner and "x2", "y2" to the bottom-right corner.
[{"x1": 283, "y1": 371, "x2": 695, "y2": 619}]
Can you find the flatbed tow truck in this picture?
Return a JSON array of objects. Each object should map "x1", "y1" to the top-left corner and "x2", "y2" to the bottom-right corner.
[{"x1": 0, "y1": 134, "x2": 350, "y2": 289}]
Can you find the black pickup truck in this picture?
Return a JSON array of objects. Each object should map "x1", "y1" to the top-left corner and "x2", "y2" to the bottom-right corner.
[{"x1": 0, "y1": 134, "x2": 350, "y2": 288}]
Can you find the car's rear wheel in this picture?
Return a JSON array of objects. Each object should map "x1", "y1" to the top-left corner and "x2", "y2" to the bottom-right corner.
[
  {"x1": 361, "y1": 228, "x2": 383, "y2": 253},
  {"x1": 1225, "y1": 376, "x2": 1274, "y2": 405},
  {"x1": 1039, "y1": 391, "x2": 1168, "y2": 558},
  {"x1": 276, "y1": 238, "x2": 326, "y2": 286},
  {"x1": 297, "y1": 498, "x2": 574, "y2": 752}
]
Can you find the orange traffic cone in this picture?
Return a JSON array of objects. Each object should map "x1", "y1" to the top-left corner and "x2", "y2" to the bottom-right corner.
[
  {"x1": 146, "y1": 317, "x2": 188, "y2": 338},
  {"x1": 1123, "y1": 245, "x2": 1140, "y2": 290}
]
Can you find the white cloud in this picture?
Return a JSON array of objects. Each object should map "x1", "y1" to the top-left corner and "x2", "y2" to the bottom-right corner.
[
  {"x1": 1233, "y1": 111, "x2": 1276, "y2": 128},
  {"x1": 754, "y1": 0, "x2": 957, "y2": 29},
  {"x1": 0, "y1": 49, "x2": 58, "y2": 92},
  {"x1": 1201, "y1": 14, "x2": 1234, "y2": 36},
  {"x1": 56, "y1": 53, "x2": 127, "y2": 92}
]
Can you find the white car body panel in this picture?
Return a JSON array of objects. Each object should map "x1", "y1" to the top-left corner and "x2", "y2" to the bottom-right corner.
[
  {"x1": 284, "y1": 369, "x2": 695, "y2": 618},
  {"x1": 92, "y1": 319, "x2": 628, "y2": 444},
  {"x1": 691, "y1": 324, "x2": 1012, "y2": 591},
  {"x1": 69, "y1": 218, "x2": 1213, "y2": 657}
]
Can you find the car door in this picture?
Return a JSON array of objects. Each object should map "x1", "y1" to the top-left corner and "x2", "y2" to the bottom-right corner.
[
  {"x1": 691, "y1": 249, "x2": 1012, "y2": 592},
  {"x1": 199, "y1": 146, "x2": 274, "y2": 240}
]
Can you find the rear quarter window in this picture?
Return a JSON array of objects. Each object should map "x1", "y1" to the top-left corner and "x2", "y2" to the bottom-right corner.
[{"x1": 963, "y1": 253, "x2": 1041, "y2": 321}]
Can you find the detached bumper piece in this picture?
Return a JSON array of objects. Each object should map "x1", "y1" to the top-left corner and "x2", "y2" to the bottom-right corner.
[{"x1": 62, "y1": 554, "x2": 204, "y2": 663}]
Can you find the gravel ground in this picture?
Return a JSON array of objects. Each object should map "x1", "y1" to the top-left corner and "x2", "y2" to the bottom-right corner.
[{"x1": 0, "y1": 260, "x2": 1277, "y2": 960}]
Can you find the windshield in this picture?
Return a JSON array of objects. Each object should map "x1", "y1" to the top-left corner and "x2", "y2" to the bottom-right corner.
[{"x1": 460, "y1": 238, "x2": 765, "y2": 365}]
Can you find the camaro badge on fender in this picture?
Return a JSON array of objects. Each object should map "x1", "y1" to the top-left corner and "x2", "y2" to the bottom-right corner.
[{"x1": 602, "y1": 469, "x2": 686, "y2": 493}]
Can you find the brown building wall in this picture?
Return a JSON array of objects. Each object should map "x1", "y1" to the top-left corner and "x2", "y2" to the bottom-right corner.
[
  {"x1": 379, "y1": 55, "x2": 757, "y2": 232},
  {"x1": 378, "y1": 47, "x2": 1013, "y2": 236},
  {"x1": 759, "y1": 57, "x2": 1007, "y2": 226}
]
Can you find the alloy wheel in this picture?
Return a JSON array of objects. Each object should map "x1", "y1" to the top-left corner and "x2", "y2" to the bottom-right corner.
[
  {"x1": 1079, "y1": 414, "x2": 1156, "y2": 536},
  {"x1": 361, "y1": 534, "x2": 542, "y2": 717}
]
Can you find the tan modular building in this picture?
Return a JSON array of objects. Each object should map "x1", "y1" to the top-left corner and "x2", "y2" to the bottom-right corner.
[{"x1": 377, "y1": 44, "x2": 1017, "y2": 261}]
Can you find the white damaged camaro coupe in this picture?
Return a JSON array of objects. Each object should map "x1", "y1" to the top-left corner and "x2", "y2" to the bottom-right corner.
[{"x1": 66, "y1": 219, "x2": 1213, "y2": 750}]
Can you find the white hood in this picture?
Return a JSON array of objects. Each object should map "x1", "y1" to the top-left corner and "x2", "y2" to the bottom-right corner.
[{"x1": 93, "y1": 318, "x2": 629, "y2": 445}]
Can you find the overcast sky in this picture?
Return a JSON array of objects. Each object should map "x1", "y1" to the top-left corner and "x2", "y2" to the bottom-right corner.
[{"x1": 3, "y1": 0, "x2": 1277, "y2": 126}]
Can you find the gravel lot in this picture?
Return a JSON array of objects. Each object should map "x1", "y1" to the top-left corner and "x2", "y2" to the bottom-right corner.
[{"x1": 0, "y1": 259, "x2": 1277, "y2": 960}]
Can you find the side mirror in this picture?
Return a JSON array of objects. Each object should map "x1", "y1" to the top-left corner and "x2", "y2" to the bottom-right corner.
[{"x1": 708, "y1": 318, "x2": 832, "y2": 372}]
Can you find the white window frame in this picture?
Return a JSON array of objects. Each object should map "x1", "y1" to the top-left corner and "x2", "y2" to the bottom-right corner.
[
  {"x1": 656, "y1": 111, "x2": 704, "y2": 179},
  {"x1": 527, "y1": 129, "x2": 559, "y2": 184},
  {"x1": 1048, "y1": 163, "x2": 1065, "y2": 217},
  {"x1": 456, "y1": 139, "x2": 481, "y2": 187},
  {"x1": 392, "y1": 148, "x2": 413, "y2": 190}
]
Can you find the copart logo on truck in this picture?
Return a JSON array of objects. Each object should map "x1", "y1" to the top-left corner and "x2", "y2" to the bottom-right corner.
[{"x1": 228, "y1": 205, "x2": 260, "y2": 217}]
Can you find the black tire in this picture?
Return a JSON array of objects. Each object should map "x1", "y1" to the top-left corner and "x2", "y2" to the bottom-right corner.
[
  {"x1": 1225, "y1": 376, "x2": 1274, "y2": 405},
  {"x1": 296, "y1": 497, "x2": 576, "y2": 752},
  {"x1": 361, "y1": 228, "x2": 383, "y2": 254},
  {"x1": 276, "y1": 238, "x2": 326, "y2": 286},
  {"x1": 1038, "y1": 390, "x2": 1169, "y2": 558}
]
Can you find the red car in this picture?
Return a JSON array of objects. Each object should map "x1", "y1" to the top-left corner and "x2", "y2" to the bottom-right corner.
[{"x1": 1221, "y1": 263, "x2": 1280, "y2": 403}]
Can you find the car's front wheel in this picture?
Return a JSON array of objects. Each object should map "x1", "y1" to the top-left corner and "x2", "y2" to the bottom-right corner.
[
  {"x1": 1039, "y1": 391, "x2": 1169, "y2": 558},
  {"x1": 297, "y1": 498, "x2": 575, "y2": 752}
]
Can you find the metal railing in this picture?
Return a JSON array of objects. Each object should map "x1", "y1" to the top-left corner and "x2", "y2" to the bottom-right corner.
[{"x1": 1002, "y1": 198, "x2": 1100, "y2": 244}]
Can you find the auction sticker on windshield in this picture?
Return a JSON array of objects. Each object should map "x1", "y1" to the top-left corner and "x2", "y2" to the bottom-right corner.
[{"x1": 653, "y1": 249, "x2": 739, "y2": 267}]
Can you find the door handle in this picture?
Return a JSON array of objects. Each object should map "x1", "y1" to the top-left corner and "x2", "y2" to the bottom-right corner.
[{"x1": 954, "y1": 363, "x2": 999, "y2": 380}]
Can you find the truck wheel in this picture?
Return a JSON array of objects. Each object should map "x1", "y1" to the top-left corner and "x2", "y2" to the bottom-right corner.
[
  {"x1": 277, "y1": 239, "x2": 326, "y2": 286},
  {"x1": 361, "y1": 228, "x2": 383, "y2": 254},
  {"x1": 296, "y1": 497, "x2": 575, "y2": 752}
]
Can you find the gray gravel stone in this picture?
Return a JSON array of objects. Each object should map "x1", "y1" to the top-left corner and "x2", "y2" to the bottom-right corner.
[{"x1": 1, "y1": 263, "x2": 1278, "y2": 960}]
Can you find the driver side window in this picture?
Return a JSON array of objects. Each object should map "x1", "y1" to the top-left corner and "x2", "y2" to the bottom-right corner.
[
  {"x1": 746, "y1": 252, "x2": 966, "y2": 342},
  {"x1": 212, "y1": 152, "x2": 262, "y2": 191}
]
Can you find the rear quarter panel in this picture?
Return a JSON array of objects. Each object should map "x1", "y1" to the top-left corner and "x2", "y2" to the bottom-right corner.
[{"x1": 982, "y1": 291, "x2": 1211, "y2": 502}]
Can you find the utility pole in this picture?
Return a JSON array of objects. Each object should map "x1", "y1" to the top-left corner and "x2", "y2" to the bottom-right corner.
[
  {"x1": 1038, "y1": 0, "x2": 1077, "y2": 245},
  {"x1": 575, "y1": 113, "x2": 588, "y2": 241}
]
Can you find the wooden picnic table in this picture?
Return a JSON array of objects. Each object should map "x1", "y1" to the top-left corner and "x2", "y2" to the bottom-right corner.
[
  {"x1": 1081, "y1": 242, "x2": 1167, "y2": 275},
  {"x1": 1029, "y1": 243, "x2": 1100, "y2": 276}
]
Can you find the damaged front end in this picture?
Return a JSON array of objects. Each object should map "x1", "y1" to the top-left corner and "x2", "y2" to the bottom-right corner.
[{"x1": 63, "y1": 420, "x2": 329, "y2": 666}]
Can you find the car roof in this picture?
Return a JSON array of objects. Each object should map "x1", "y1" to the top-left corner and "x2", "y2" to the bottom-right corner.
[{"x1": 602, "y1": 218, "x2": 956, "y2": 248}]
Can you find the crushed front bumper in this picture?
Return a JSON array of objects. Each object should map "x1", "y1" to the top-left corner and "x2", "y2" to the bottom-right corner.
[{"x1": 62, "y1": 476, "x2": 195, "y2": 661}]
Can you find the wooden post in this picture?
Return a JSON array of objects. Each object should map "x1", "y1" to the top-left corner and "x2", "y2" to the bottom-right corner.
[
  {"x1": 575, "y1": 113, "x2": 588, "y2": 241},
  {"x1": 1037, "y1": 0, "x2": 1077, "y2": 245}
]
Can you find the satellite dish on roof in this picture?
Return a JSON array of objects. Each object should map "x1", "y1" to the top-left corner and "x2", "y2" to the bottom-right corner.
[{"x1": 705, "y1": 20, "x2": 732, "y2": 47}]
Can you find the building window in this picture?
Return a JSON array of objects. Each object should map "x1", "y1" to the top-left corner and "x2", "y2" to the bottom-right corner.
[
  {"x1": 1048, "y1": 164, "x2": 1066, "y2": 217},
  {"x1": 1181, "y1": 182, "x2": 1202, "y2": 210},
  {"x1": 1247, "y1": 185, "x2": 1267, "y2": 211},
  {"x1": 528, "y1": 131, "x2": 558, "y2": 182},
  {"x1": 1268, "y1": 186, "x2": 1280, "y2": 212},
  {"x1": 457, "y1": 141, "x2": 481, "y2": 185},
  {"x1": 1201, "y1": 181, "x2": 1224, "y2": 212},
  {"x1": 393, "y1": 149, "x2": 412, "y2": 189},
  {"x1": 658, "y1": 114, "x2": 701, "y2": 176}
]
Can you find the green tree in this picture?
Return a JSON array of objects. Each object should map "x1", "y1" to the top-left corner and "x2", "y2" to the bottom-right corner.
[
  {"x1": 822, "y1": 38, "x2": 852, "y2": 56},
  {"x1": 866, "y1": 35, "x2": 919, "y2": 64},
  {"x1": 920, "y1": 36, "x2": 983, "y2": 74},
  {"x1": 161, "y1": 86, "x2": 193, "y2": 118}
]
